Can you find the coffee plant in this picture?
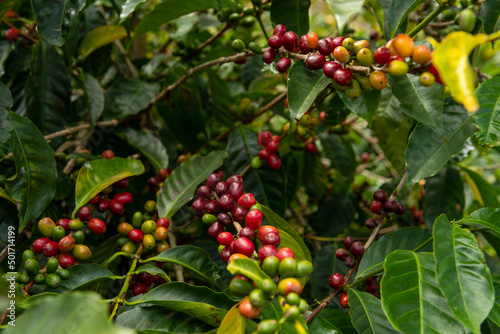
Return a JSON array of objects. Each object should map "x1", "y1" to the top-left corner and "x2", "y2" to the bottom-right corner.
[{"x1": 1, "y1": 0, "x2": 500, "y2": 332}]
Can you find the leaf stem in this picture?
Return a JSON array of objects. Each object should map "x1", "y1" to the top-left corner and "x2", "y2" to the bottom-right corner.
[
  {"x1": 408, "y1": 5, "x2": 446, "y2": 38},
  {"x1": 413, "y1": 236, "x2": 433, "y2": 252}
]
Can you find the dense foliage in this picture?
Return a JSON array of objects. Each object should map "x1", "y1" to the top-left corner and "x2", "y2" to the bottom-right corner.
[{"x1": 1, "y1": 0, "x2": 500, "y2": 333}]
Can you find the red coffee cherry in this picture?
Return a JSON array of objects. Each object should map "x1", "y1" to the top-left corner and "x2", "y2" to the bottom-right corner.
[
  {"x1": 268, "y1": 34, "x2": 283, "y2": 49},
  {"x1": 238, "y1": 193, "x2": 256, "y2": 210},
  {"x1": 217, "y1": 231, "x2": 234, "y2": 246},
  {"x1": 350, "y1": 241, "x2": 365, "y2": 257},
  {"x1": 283, "y1": 31, "x2": 298, "y2": 51},
  {"x1": 331, "y1": 37, "x2": 345, "y2": 49},
  {"x1": 383, "y1": 200, "x2": 398, "y2": 213},
  {"x1": 317, "y1": 38, "x2": 332, "y2": 56},
  {"x1": 233, "y1": 237, "x2": 255, "y2": 257},
  {"x1": 277, "y1": 247, "x2": 295, "y2": 261},
  {"x1": 305, "y1": 143, "x2": 317, "y2": 153},
  {"x1": 306, "y1": 54, "x2": 326, "y2": 71},
  {"x1": 217, "y1": 212, "x2": 233, "y2": 226},
  {"x1": 262, "y1": 231, "x2": 280, "y2": 247},
  {"x1": 299, "y1": 35, "x2": 312, "y2": 54},
  {"x1": 78, "y1": 206, "x2": 93, "y2": 222},
  {"x1": 344, "y1": 236, "x2": 354, "y2": 250},
  {"x1": 267, "y1": 154, "x2": 281, "y2": 169},
  {"x1": 221, "y1": 246, "x2": 233, "y2": 263},
  {"x1": 273, "y1": 24, "x2": 287, "y2": 37},
  {"x1": 228, "y1": 182, "x2": 244, "y2": 201},
  {"x1": 58, "y1": 236, "x2": 76, "y2": 253},
  {"x1": 42, "y1": 241, "x2": 59, "y2": 257},
  {"x1": 109, "y1": 199, "x2": 125, "y2": 215},
  {"x1": 32, "y1": 237, "x2": 51, "y2": 254},
  {"x1": 88, "y1": 218, "x2": 107, "y2": 234},
  {"x1": 215, "y1": 182, "x2": 228, "y2": 196},
  {"x1": 58, "y1": 253, "x2": 75, "y2": 268},
  {"x1": 207, "y1": 172, "x2": 222, "y2": 189},
  {"x1": 373, "y1": 46, "x2": 391, "y2": 64},
  {"x1": 88, "y1": 194, "x2": 100, "y2": 205},
  {"x1": 262, "y1": 48, "x2": 277, "y2": 64},
  {"x1": 366, "y1": 218, "x2": 377, "y2": 229},
  {"x1": 258, "y1": 131, "x2": 272, "y2": 147},
  {"x1": 245, "y1": 209, "x2": 263, "y2": 230},
  {"x1": 208, "y1": 222, "x2": 225, "y2": 239},
  {"x1": 114, "y1": 192, "x2": 132, "y2": 204},
  {"x1": 102, "y1": 149, "x2": 115, "y2": 159},
  {"x1": 97, "y1": 199, "x2": 109, "y2": 213},
  {"x1": 5, "y1": 28, "x2": 19, "y2": 42},
  {"x1": 323, "y1": 61, "x2": 341, "y2": 79},
  {"x1": 370, "y1": 200, "x2": 383, "y2": 214},
  {"x1": 276, "y1": 58, "x2": 291, "y2": 73},
  {"x1": 257, "y1": 225, "x2": 279, "y2": 241},
  {"x1": 373, "y1": 189, "x2": 387, "y2": 202},
  {"x1": 56, "y1": 218, "x2": 71, "y2": 232},
  {"x1": 258, "y1": 245, "x2": 278, "y2": 262},
  {"x1": 205, "y1": 199, "x2": 218, "y2": 214},
  {"x1": 329, "y1": 273, "x2": 344, "y2": 290},
  {"x1": 266, "y1": 140, "x2": 280, "y2": 154},
  {"x1": 334, "y1": 68, "x2": 353, "y2": 86},
  {"x1": 339, "y1": 291, "x2": 349, "y2": 308},
  {"x1": 113, "y1": 178, "x2": 129, "y2": 189},
  {"x1": 147, "y1": 176, "x2": 162, "y2": 188},
  {"x1": 335, "y1": 248, "x2": 349, "y2": 261},
  {"x1": 395, "y1": 204, "x2": 407, "y2": 215},
  {"x1": 156, "y1": 218, "x2": 170, "y2": 228},
  {"x1": 129, "y1": 229, "x2": 144, "y2": 243},
  {"x1": 133, "y1": 283, "x2": 148, "y2": 296},
  {"x1": 239, "y1": 227, "x2": 255, "y2": 240},
  {"x1": 219, "y1": 194, "x2": 236, "y2": 212}
]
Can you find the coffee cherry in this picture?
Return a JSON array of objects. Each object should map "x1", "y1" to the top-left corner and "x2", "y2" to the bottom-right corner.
[
  {"x1": 51, "y1": 226, "x2": 65, "y2": 241},
  {"x1": 262, "y1": 231, "x2": 280, "y2": 247},
  {"x1": 387, "y1": 54, "x2": 405, "y2": 66},
  {"x1": 334, "y1": 68, "x2": 353, "y2": 86},
  {"x1": 257, "y1": 225, "x2": 277, "y2": 241},
  {"x1": 217, "y1": 212, "x2": 233, "y2": 226},
  {"x1": 221, "y1": 246, "x2": 233, "y2": 262},
  {"x1": 389, "y1": 60, "x2": 409, "y2": 77},
  {"x1": 45, "y1": 273, "x2": 61, "y2": 289},
  {"x1": 41, "y1": 241, "x2": 58, "y2": 257},
  {"x1": 153, "y1": 227, "x2": 168, "y2": 241},
  {"x1": 366, "y1": 218, "x2": 377, "y2": 229},
  {"x1": 350, "y1": 241, "x2": 365, "y2": 257},
  {"x1": 267, "y1": 154, "x2": 281, "y2": 169},
  {"x1": 230, "y1": 275, "x2": 253, "y2": 296},
  {"x1": 268, "y1": 35, "x2": 283, "y2": 49},
  {"x1": 208, "y1": 222, "x2": 224, "y2": 239},
  {"x1": 306, "y1": 32, "x2": 319, "y2": 49},
  {"x1": 58, "y1": 236, "x2": 75, "y2": 253},
  {"x1": 283, "y1": 31, "x2": 298, "y2": 51},
  {"x1": 232, "y1": 39, "x2": 246, "y2": 52},
  {"x1": 277, "y1": 247, "x2": 294, "y2": 261},
  {"x1": 114, "y1": 178, "x2": 129, "y2": 189},
  {"x1": 357, "y1": 48, "x2": 374, "y2": 66},
  {"x1": 114, "y1": 192, "x2": 132, "y2": 204},
  {"x1": 266, "y1": 140, "x2": 280, "y2": 154},
  {"x1": 276, "y1": 57, "x2": 292, "y2": 73},
  {"x1": 46, "y1": 257, "x2": 59, "y2": 274},
  {"x1": 257, "y1": 320, "x2": 279, "y2": 334},
  {"x1": 143, "y1": 234, "x2": 156, "y2": 250},
  {"x1": 273, "y1": 24, "x2": 287, "y2": 36},
  {"x1": 329, "y1": 273, "x2": 344, "y2": 290},
  {"x1": 373, "y1": 46, "x2": 391, "y2": 64},
  {"x1": 214, "y1": 182, "x2": 227, "y2": 196},
  {"x1": 369, "y1": 70, "x2": 388, "y2": 90},
  {"x1": 206, "y1": 173, "x2": 222, "y2": 189},
  {"x1": 317, "y1": 38, "x2": 332, "y2": 56},
  {"x1": 228, "y1": 182, "x2": 244, "y2": 201},
  {"x1": 258, "y1": 245, "x2": 278, "y2": 262},
  {"x1": 346, "y1": 79, "x2": 361, "y2": 99},
  {"x1": 383, "y1": 200, "x2": 398, "y2": 212},
  {"x1": 249, "y1": 288, "x2": 266, "y2": 308},
  {"x1": 102, "y1": 149, "x2": 114, "y2": 159},
  {"x1": 233, "y1": 237, "x2": 255, "y2": 257},
  {"x1": 72, "y1": 244, "x2": 91, "y2": 261},
  {"x1": 5, "y1": 28, "x2": 19, "y2": 42},
  {"x1": 109, "y1": 199, "x2": 125, "y2": 215},
  {"x1": 239, "y1": 227, "x2": 255, "y2": 240},
  {"x1": 339, "y1": 291, "x2": 349, "y2": 308},
  {"x1": 331, "y1": 37, "x2": 344, "y2": 49},
  {"x1": 393, "y1": 33, "x2": 414, "y2": 57},
  {"x1": 34, "y1": 274, "x2": 45, "y2": 284},
  {"x1": 117, "y1": 222, "x2": 133, "y2": 236},
  {"x1": 427, "y1": 64, "x2": 443, "y2": 85},
  {"x1": 129, "y1": 229, "x2": 144, "y2": 243},
  {"x1": 419, "y1": 72, "x2": 435, "y2": 87},
  {"x1": 305, "y1": 143, "x2": 317, "y2": 153},
  {"x1": 24, "y1": 259, "x2": 40, "y2": 276},
  {"x1": 258, "y1": 131, "x2": 272, "y2": 147},
  {"x1": 56, "y1": 218, "x2": 71, "y2": 232},
  {"x1": 370, "y1": 200, "x2": 382, "y2": 213},
  {"x1": 73, "y1": 231, "x2": 85, "y2": 244},
  {"x1": 395, "y1": 204, "x2": 407, "y2": 215},
  {"x1": 342, "y1": 37, "x2": 355, "y2": 50},
  {"x1": 459, "y1": 9, "x2": 476, "y2": 33},
  {"x1": 219, "y1": 194, "x2": 235, "y2": 212},
  {"x1": 156, "y1": 218, "x2": 170, "y2": 229},
  {"x1": 373, "y1": 189, "x2": 387, "y2": 202},
  {"x1": 335, "y1": 248, "x2": 349, "y2": 261},
  {"x1": 97, "y1": 199, "x2": 109, "y2": 213},
  {"x1": 333, "y1": 46, "x2": 349, "y2": 63},
  {"x1": 298, "y1": 34, "x2": 312, "y2": 54},
  {"x1": 412, "y1": 45, "x2": 431, "y2": 64},
  {"x1": 278, "y1": 278, "x2": 303, "y2": 295},
  {"x1": 217, "y1": 232, "x2": 233, "y2": 246},
  {"x1": 262, "y1": 48, "x2": 277, "y2": 64},
  {"x1": 344, "y1": 236, "x2": 354, "y2": 250},
  {"x1": 88, "y1": 218, "x2": 107, "y2": 234},
  {"x1": 297, "y1": 260, "x2": 313, "y2": 277},
  {"x1": 133, "y1": 283, "x2": 148, "y2": 296},
  {"x1": 38, "y1": 218, "x2": 56, "y2": 238},
  {"x1": 258, "y1": 149, "x2": 270, "y2": 160},
  {"x1": 353, "y1": 40, "x2": 370, "y2": 54},
  {"x1": 192, "y1": 197, "x2": 207, "y2": 211},
  {"x1": 239, "y1": 296, "x2": 262, "y2": 319},
  {"x1": 238, "y1": 193, "x2": 256, "y2": 210},
  {"x1": 323, "y1": 61, "x2": 341, "y2": 79},
  {"x1": 245, "y1": 209, "x2": 263, "y2": 230},
  {"x1": 78, "y1": 206, "x2": 93, "y2": 222},
  {"x1": 306, "y1": 53, "x2": 326, "y2": 70},
  {"x1": 147, "y1": 176, "x2": 162, "y2": 188}
]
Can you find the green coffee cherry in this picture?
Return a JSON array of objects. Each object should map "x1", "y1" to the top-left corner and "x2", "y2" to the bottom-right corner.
[
  {"x1": 299, "y1": 298, "x2": 309, "y2": 313},
  {"x1": 232, "y1": 39, "x2": 246, "y2": 52},
  {"x1": 69, "y1": 219, "x2": 84, "y2": 230},
  {"x1": 55, "y1": 268, "x2": 70, "y2": 280},
  {"x1": 261, "y1": 278, "x2": 278, "y2": 296},
  {"x1": 286, "y1": 292, "x2": 301, "y2": 306},
  {"x1": 257, "y1": 319, "x2": 279, "y2": 334},
  {"x1": 34, "y1": 274, "x2": 45, "y2": 284},
  {"x1": 345, "y1": 79, "x2": 361, "y2": 100},
  {"x1": 248, "y1": 42, "x2": 263, "y2": 54},
  {"x1": 296, "y1": 260, "x2": 313, "y2": 277},
  {"x1": 51, "y1": 226, "x2": 66, "y2": 241},
  {"x1": 45, "y1": 273, "x2": 61, "y2": 289},
  {"x1": 251, "y1": 156, "x2": 262, "y2": 169},
  {"x1": 122, "y1": 241, "x2": 138, "y2": 254},
  {"x1": 458, "y1": 9, "x2": 476, "y2": 32},
  {"x1": 262, "y1": 256, "x2": 279, "y2": 278},
  {"x1": 279, "y1": 257, "x2": 297, "y2": 278},
  {"x1": 249, "y1": 288, "x2": 266, "y2": 307},
  {"x1": 229, "y1": 277, "x2": 254, "y2": 297},
  {"x1": 38, "y1": 218, "x2": 56, "y2": 237},
  {"x1": 202, "y1": 214, "x2": 218, "y2": 225},
  {"x1": 240, "y1": 16, "x2": 255, "y2": 27},
  {"x1": 19, "y1": 272, "x2": 31, "y2": 284},
  {"x1": 132, "y1": 211, "x2": 143, "y2": 228},
  {"x1": 24, "y1": 259, "x2": 40, "y2": 276},
  {"x1": 144, "y1": 200, "x2": 156, "y2": 213},
  {"x1": 22, "y1": 250, "x2": 35, "y2": 263},
  {"x1": 73, "y1": 230, "x2": 85, "y2": 244},
  {"x1": 141, "y1": 220, "x2": 156, "y2": 234},
  {"x1": 46, "y1": 258, "x2": 59, "y2": 274}
]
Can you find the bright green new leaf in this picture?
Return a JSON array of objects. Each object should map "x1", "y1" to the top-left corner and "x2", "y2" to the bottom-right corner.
[
  {"x1": 217, "y1": 304, "x2": 244, "y2": 334},
  {"x1": 458, "y1": 207, "x2": 500, "y2": 235},
  {"x1": 349, "y1": 289, "x2": 400, "y2": 334},
  {"x1": 472, "y1": 77, "x2": 500, "y2": 146},
  {"x1": 227, "y1": 258, "x2": 270, "y2": 288}
]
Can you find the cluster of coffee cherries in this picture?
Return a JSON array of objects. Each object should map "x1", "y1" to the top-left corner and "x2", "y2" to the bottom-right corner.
[
  {"x1": 78, "y1": 178, "x2": 132, "y2": 219},
  {"x1": 32, "y1": 217, "x2": 92, "y2": 269},
  {"x1": 147, "y1": 168, "x2": 171, "y2": 192},
  {"x1": 116, "y1": 201, "x2": 170, "y2": 255},
  {"x1": 253, "y1": 131, "x2": 281, "y2": 170},
  {"x1": 126, "y1": 267, "x2": 167, "y2": 296},
  {"x1": 335, "y1": 236, "x2": 365, "y2": 270},
  {"x1": 366, "y1": 189, "x2": 406, "y2": 229}
]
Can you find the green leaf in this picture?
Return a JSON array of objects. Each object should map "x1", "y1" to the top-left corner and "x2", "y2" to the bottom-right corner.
[
  {"x1": 157, "y1": 150, "x2": 227, "y2": 219},
  {"x1": 134, "y1": 265, "x2": 171, "y2": 283},
  {"x1": 356, "y1": 227, "x2": 432, "y2": 279},
  {"x1": 391, "y1": 74, "x2": 446, "y2": 137},
  {"x1": 325, "y1": 0, "x2": 364, "y2": 34},
  {"x1": 405, "y1": 99, "x2": 475, "y2": 187},
  {"x1": 104, "y1": 78, "x2": 160, "y2": 120},
  {"x1": 0, "y1": 82, "x2": 12, "y2": 143},
  {"x1": 433, "y1": 31, "x2": 489, "y2": 112},
  {"x1": 472, "y1": 77, "x2": 500, "y2": 146},
  {"x1": 348, "y1": 289, "x2": 400, "y2": 334},
  {"x1": 270, "y1": 0, "x2": 311, "y2": 36},
  {"x1": 225, "y1": 126, "x2": 287, "y2": 216},
  {"x1": 311, "y1": 244, "x2": 349, "y2": 303},
  {"x1": 72, "y1": 158, "x2": 145, "y2": 217},
  {"x1": 480, "y1": 0, "x2": 500, "y2": 34},
  {"x1": 461, "y1": 167, "x2": 500, "y2": 208},
  {"x1": 82, "y1": 73, "x2": 104, "y2": 128},
  {"x1": 134, "y1": 0, "x2": 218, "y2": 38},
  {"x1": 118, "y1": 128, "x2": 169, "y2": 171},
  {"x1": 116, "y1": 307, "x2": 214, "y2": 333},
  {"x1": 91, "y1": 234, "x2": 121, "y2": 264},
  {"x1": 308, "y1": 191, "x2": 356, "y2": 237},
  {"x1": 458, "y1": 207, "x2": 500, "y2": 234},
  {"x1": 381, "y1": 251, "x2": 467, "y2": 333},
  {"x1": 6, "y1": 113, "x2": 57, "y2": 230},
  {"x1": 25, "y1": 41, "x2": 69, "y2": 135},
  {"x1": 339, "y1": 89, "x2": 381, "y2": 125},
  {"x1": 0, "y1": 40, "x2": 14, "y2": 77},
  {"x1": 423, "y1": 167, "x2": 464, "y2": 229},
  {"x1": 31, "y1": 0, "x2": 86, "y2": 46},
  {"x1": 288, "y1": 61, "x2": 330, "y2": 124},
  {"x1": 129, "y1": 282, "x2": 234, "y2": 327},
  {"x1": 119, "y1": 0, "x2": 147, "y2": 24},
  {"x1": 302, "y1": 152, "x2": 328, "y2": 201},
  {"x1": 308, "y1": 308, "x2": 357, "y2": 334},
  {"x1": 218, "y1": 304, "x2": 245, "y2": 334},
  {"x1": 260, "y1": 205, "x2": 311, "y2": 262},
  {"x1": 388, "y1": 0, "x2": 425, "y2": 38},
  {"x1": 433, "y1": 215, "x2": 494, "y2": 333},
  {"x1": 367, "y1": 0, "x2": 391, "y2": 39},
  {"x1": 46, "y1": 264, "x2": 120, "y2": 293},
  {"x1": 4, "y1": 292, "x2": 134, "y2": 334},
  {"x1": 489, "y1": 275, "x2": 500, "y2": 327},
  {"x1": 143, "y1": 245, "x2": 220, "y2": 286},
  {"x1": 319, "y1": 132, "x2": 356, "y2": 179},
  {"x1": 78, "y1": 25, "x2": 127, "y2": 59},
  {"x1": 226, "y1": 258, "x2": 270, "y2": 288}
]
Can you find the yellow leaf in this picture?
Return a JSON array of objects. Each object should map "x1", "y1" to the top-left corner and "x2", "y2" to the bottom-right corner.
[
  {"x1": 78, "y1": 26, "x2": 128, "y2": 60},
  {"x1": 433, "y1": 31, "x2": 488, "y2": 112},
  {"x1": 217, "y1": 303, "x2": 244, "y2": 334}
]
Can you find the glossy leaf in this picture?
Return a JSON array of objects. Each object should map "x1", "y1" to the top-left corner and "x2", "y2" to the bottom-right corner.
[
  {"x1": 31, "y1": 0, "x2": 86, "y2": 46},
  {"x1": 72, "y1": 158, "x2": 145, "y2": 217},
  {"x1": 6, "y1": 113, "x2": 57, "y2": 230},
  {"x1": 320, "y1": 132, "x2": 356, "y2": 179},
  {"x1": 157, "y1": 150, "x2": 227, "y2": 219},
  {"x1": 134, "y1": 265, "x2": 171, "y2": 283},
  {"x1": 423, "y1": 167, "x2": 464, "y2": 229},
  {"x1": 472, "y1": 77, "x2": 500, "y2": 146},
  {"x1": 227, "y1": 258, "x2": 270, "y2": 288},
  {"x1": 129, "y1": 282, "x2": 234, "y2": 327},
  {"x1": 78, "y1": 25, "x2": 127, "y2": 59},
  {"x1": 458, "y1": 207, "x2": 500, "y2": 234},
  {"x1": 339, "y1": 89, "x2": 381, "y2": 125},
  {"x1": 433, "y1": 215, "x2": 494, "y2": 333},
  {"x1": 367, "y1": 0, "x2": 391, "y2": 39},
  {"x1": 217, "y1": 304, "x2": 244, "y2": 334},
  {"x1": 308, "y1": 308, "x2": 357, "y2": 334},
  {"x1": 0, "y1": 41, "x2": 14, "y2": 77},
  {"x1": 480, "y1": 0, "x2": 500, "y2": 35},
  {"x1": 83, "y1": 73, "x2": 104, "y2": 128},
  {"x1": 225, "y1": 126, "x2": 287, "y2": 216},
  {"x1": 388, "y1": 0, "x2": 425, "y2": 37},
  {"x1": 270, "y1": 0, "x2": 311, "y2": 36},
  {"x1": 405, "y1": 99, "x2": 475, "y2": 187},
  {"x1": 47, "y1": 264, "x2": 120, "y2": 293},
  {"x1": 348, "y1": 289, "x2": 400, "y2": 334},
  {"x1": 288, "y1": 61, "x2": 330, "y2": 124},
  {"x1": 489, "y1": 275, "x2": 500, "y2": 327},
  {"x1": 25, "y1": 41, "x2": 69, "y2": 135},
  {"x1": 433, "y1": 31, "x2": 489, "y2": 112},
  {"x1": 260, "y1": 205, "x2": 312, "y2": 262},
  {"x1": 391, "y1": 74, "x2": 445, "y2": 137},
  {"x1": 104, "y1": 78, "x2": 160, "y2": 119},
  {"x1": 116, "y1": 307, "x2": 214, "y2": 333},
  {"x1": 134, "y1": 0, "x2": 218, "y2": 38},
  {"x1": 356, "y1": 227, "x2": 432, "y2": 279},
  {"x1": 381, "y1": 251, "x2": 467, "y2": 333},
  {"x1": 4, "y1": 292, "x2": 134, "y2": 334},
  {"x1": 0, "y1": 82, "x2": 12, "y2": 143},
  {"x1": 119, "y1": 0, "x2": 147, "y2": 24},
  {"x1": 118, "y1": 128, "x2": 169, "y2": 171},
  {"x1": 143, "y1": 245, "x2": 220, "y2": 286},
  {"x1": 326, "y1": 0, "x2": 364, "y2": 34},
  {"x1": 461, "y1": 167, "x2": 500, "y2": 207}
]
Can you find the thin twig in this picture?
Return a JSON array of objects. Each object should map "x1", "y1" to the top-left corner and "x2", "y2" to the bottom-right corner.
[
  {"x1": 189, "y1": 23, "x2": 231, "y2": 58},
  {"x1": 63, "y1": 130, "x2": 93, "y2": 175}
]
